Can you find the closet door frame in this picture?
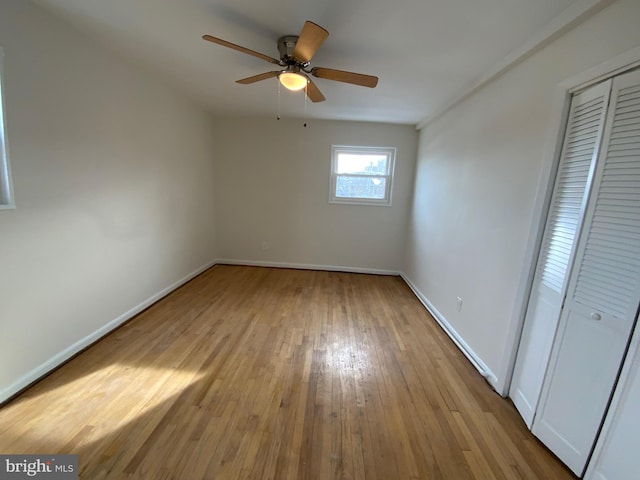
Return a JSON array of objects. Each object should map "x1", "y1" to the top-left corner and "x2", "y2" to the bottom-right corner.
[{"x1": 501, "y1": 46, "x2": 640, "y2": 397}]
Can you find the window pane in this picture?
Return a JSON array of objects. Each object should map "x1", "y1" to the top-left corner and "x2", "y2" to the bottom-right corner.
[
  {"x1": 336, "y1": 153, "x2": 388, "y2": 175},
  {"x1": 336, "y1": 175, "x2": 386, "y2": 199}
]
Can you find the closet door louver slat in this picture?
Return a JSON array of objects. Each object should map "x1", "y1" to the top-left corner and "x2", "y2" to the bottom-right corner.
[
  {"x1": 539, "y1": 90, "x2": 610, "y2": 294},
  {"x1": 572, "y1": 82, "x2": 640, "y2": 321}
]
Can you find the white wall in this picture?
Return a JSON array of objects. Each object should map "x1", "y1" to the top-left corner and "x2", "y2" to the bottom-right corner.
[
  {"x1": 213, "y1": 117, "x2": 417, "y2": 273},
  {"x1": 0, "y1": 0, "x2": 217, "y2": 401},
  {"x1": 404, "y1": 0, "x2": 640, "y2": 393}
]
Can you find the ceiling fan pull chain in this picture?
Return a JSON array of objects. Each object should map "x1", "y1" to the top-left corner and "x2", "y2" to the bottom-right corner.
[
  {"x1": 303, "y1": 83, "x2": 308, "y2": 127},
  {"x1": 277, "y1": 78, "x2": 281, "y2": 120}
]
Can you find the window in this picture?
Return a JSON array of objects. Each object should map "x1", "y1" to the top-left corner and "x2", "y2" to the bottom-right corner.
[
  {"x1": 0, "y1": 48, "x2": 14, "y2": 209},
  {"x1": 330, "y1": 145, "x2": 396, "y2": 206}
]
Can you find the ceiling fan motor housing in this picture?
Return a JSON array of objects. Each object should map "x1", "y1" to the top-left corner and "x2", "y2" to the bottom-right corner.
[{"x1": 278, "y1": 36, "x2": 302, "y2": 65}]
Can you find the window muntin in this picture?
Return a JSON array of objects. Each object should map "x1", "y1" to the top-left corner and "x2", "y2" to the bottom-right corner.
[{"x1": 330, "y1": 146, "x2": 395, "y2": 206}]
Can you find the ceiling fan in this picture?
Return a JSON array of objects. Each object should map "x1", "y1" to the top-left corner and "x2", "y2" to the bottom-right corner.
[{"x1": 202, "y1": 21, "x2": 378, "y2": 103}]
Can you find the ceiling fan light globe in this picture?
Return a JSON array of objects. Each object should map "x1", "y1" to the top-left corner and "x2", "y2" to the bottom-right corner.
[{"x1": 279, "y1": 72, "x2": 307, "y2": 91}]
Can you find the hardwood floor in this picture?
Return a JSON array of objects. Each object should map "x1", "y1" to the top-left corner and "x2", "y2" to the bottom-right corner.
[{"x1": 0, "y1": 265, "x2": 575, "y2": 479}]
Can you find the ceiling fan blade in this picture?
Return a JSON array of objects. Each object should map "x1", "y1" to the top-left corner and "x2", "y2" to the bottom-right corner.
[
  {"x1": 236, "y1": 71, "x2": 281, "y2": 85},
  {"x1": 302, "y1": 74, "x2": 325, "y2": 103},
  {"x1": 202, "y1": 35, "x2": 280, "y2": 65},
  {"x1": 311, "y1": 67, "x2": 378, "y2": 88},
  {"x1": 292, "y1": 21, "x2": 329, "y2": 63}
]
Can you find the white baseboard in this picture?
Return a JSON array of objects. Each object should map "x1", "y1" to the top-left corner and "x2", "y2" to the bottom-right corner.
[
  {"x1": 0, "y1": 260, "x2": 217, "y2": 404},
  {"x1": 400, "y1": 273, "x2": 500, "y2": 392},
  {"x1": 216, "y1": 258, "x2": 400, "y2": 276}
]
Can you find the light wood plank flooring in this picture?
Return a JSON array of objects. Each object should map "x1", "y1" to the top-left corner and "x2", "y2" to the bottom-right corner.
[{"x1": 0, "y1": 265, "x2": 575, "y2": 479}]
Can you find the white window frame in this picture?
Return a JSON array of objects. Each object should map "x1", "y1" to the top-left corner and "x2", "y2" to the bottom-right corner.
[
  {"x1": 329, "y1": 145, "x2": 396, "y2": 206},
  {"x1": 0, "y1": 47, "x2": 15, "y2": 209}
]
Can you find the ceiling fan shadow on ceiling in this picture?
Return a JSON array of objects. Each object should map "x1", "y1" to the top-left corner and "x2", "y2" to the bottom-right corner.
[{"x1": 202, "y1": 21, "x2": 378, "y2": 103}]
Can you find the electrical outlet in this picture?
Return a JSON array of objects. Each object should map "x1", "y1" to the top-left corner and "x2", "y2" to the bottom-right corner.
[
  {"x1": 456, "y1": 296, "x2": 463, "y2": 312},
  {"x1": 261, "y1": 241, "x2": 269, "y2": 251}
]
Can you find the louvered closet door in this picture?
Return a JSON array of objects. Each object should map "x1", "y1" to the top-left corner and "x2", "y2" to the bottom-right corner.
[
  {"x1": 510, "y1": 81, "x2": 611, "y2": 427},
  {"x1": 533, "y1": 68, "x2": 640, "y2": 477}
]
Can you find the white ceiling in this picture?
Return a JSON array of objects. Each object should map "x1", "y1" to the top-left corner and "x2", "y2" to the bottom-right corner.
[{"x1": 32, "y1": 0, "x2": 580, "y2": 125}]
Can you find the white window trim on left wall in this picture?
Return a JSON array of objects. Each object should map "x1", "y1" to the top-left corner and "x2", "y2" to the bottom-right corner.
[{"x1": 0, "y1": 47, "x2": 15, "y2": 209}]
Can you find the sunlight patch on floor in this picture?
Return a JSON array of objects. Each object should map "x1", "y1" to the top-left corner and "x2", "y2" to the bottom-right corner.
[{"x1": 0, "y1": 364, "x2": 204, "y2": 450}]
